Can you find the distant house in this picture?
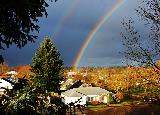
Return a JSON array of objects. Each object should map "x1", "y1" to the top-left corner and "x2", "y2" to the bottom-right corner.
[
  {"x1": 6, "y1": 71, "x2": 18, "y2": 78},
  {"x1": 61, "y1": 87, "x2": 113, "y2": 105},
  {"x1": 67, "y1": 72, "x2": 77, "y2": 77}
]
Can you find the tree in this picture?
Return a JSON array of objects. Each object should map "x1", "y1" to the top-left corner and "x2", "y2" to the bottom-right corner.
[
  {"x1": 30, "y1": 37, "x2": 64, "y2": 93},
  {"x1": 0, "y1": 0, "x2": 57, "y2": 50},
  {"x1": 121, "y1": 0, "x2": 160, "y2": 87},
  {"x1": 0, "y1": 61, "x2": 10, "y2": 74},
  {"x1": 0, "y1": 37, "x2": 66, "y2": 115},
  {"x1": 0, "y1": 76, "x2": 54, "y2": 115},
  {"x1": 0, "y1": 0, "x2": 58, "y2": 64},
  {"x1": 121, "y1": 0, "x2": 160, "y2": 71},
  {"x1": 0, "y1": 55, "x2": 4, "y2": 64}
]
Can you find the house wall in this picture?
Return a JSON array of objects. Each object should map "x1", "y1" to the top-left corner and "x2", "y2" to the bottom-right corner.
[
  {"x1": 99, "y1": 94, "x2": 110, "y2": 104},
  {"x1": 63, "y1": 96, "x2": 86, "y2": 105},
  {"x1": 87, "y1": 94, "x2": 110, "y2": 104},
  {"x1": 86, "y1": 95, "x2": 100, "y2": 102}
]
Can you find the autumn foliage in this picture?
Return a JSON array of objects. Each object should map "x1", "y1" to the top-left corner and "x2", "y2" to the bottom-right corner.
[
  {"x1": 17, "y1": 65, "x2": 31, "y2": 78},
  {"x1": 66, "y1": 65, "x2": 160, "y2": 99}
]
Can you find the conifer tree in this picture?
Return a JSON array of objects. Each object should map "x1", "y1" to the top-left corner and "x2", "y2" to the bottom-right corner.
[
  {"x1": 0, "y1": 37, "x2": 64, "y2": 114},
  {"x1": 31, "y1": 37, "x2": 64, "y2": 93}
]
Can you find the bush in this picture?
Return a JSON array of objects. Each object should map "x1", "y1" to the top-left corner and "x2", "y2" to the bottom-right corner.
[
  {"x1": 115, "y1": 91, "x2": 124, "y2": 103},
  {"x1": 129, "y1": 86, "x2": 145, "y2": 95},
  {"x1": 109, "y1": 94, "x2": 116, "y2": 104},
  {"x1": 91, "y1": 101, "x2": 100, "y2": 106}
]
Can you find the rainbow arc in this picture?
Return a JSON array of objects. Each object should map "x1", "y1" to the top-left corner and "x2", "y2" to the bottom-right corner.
[{"x1": 72, "y1": 0, "x2": 126, "y2": 67}]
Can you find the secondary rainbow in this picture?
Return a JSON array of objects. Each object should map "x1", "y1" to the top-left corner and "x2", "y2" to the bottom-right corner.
[
  {"x1": 52, "y1": 0, "x2": 80, "y2": 39},
  {"x1": 72, "y1": 0, "x2": 126, "y2": 67}
]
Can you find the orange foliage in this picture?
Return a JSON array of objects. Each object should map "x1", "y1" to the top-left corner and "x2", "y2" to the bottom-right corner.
[
  {"x1": 73, "y1": 75, "x2": 83, "y2": 80},
  {"x1": 91, "y1": 101, "x2": 100, "y2": 106},
  {"x1": 115, "y1": 91, "x2": 124, "y2": 103},
  {"x1": 17, "y1": 65, "x2": 31, "y2": 78},
  {"x1": 65, "y1": 66, "x2": 160, "y2": 93}
]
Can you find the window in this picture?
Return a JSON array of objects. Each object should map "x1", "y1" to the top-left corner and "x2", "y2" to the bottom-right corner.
[
  {"x1": 87, "y1": 97, "x2": 90, "y2": 102},
  {"x1": 87, "y1": 97, "x2": 94, "y2": 102},
  {"x1": 91, "y1": 97, "x2": 94, "y2": 101}
]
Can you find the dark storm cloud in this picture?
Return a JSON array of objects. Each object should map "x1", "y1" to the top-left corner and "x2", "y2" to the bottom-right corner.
[
  {"x1": 2, "y1": 43, "x2": 38, "y2": 66},
  {"x1": 2, "y1": 0, "x2": 144, "y2": 67},
  {"x1": 79, "y1": 0, "x2": 143, "y2": 66},
  {"x1": 47, "y1": 0, "x2": 118, "y2": 66}
]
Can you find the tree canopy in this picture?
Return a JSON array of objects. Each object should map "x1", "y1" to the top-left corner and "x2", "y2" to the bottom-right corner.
[
  {"x1": 121, "y1": 0, "x2": 160, "y2": 88},
  {"x1": 0, "y1": 37, "x2": 65, "y2": 115},
  {"x1": 0, "y1": 0, "x2": 57, "y2": 50}
]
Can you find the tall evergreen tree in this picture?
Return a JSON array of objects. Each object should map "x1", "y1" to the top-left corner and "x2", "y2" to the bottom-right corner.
[
  {"x1": 0, "y1": 37, "x2": 65, "y2": 115},
  {"x1": 31, "y1": 37, "x2": 64, "y2": 93}
]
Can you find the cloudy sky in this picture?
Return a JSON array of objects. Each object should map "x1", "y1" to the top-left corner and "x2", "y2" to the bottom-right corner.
[{"x1": 1, "y1": 0, "x2": 144, "y2": 67}]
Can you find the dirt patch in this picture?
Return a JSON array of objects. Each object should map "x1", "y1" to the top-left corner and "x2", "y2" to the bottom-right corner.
[{"x1": 86, "y1": 104, "x2": 160, "y2": 115}]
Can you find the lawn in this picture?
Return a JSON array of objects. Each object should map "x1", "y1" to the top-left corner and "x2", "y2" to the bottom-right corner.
[
  {"x1": 87, "y1": 104, "x2": 111, "y2": 111},
  {"x1": 87, "y1": 100, "x2": 143, "y2": 111},
  {"x1": 109, "y1": 100, "x2": 143, "y2": 106},
  {"x1": 87, "y1": 103, "x2": 160, "y2": 115}
]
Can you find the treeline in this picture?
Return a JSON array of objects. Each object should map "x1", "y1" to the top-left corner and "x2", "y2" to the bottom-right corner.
[
  {"x1": 1, "y1": 62, "x2": 160, "y2": 99},
  {"x1": 66, "y1": 65, "x2": 160, "y2": 99}
]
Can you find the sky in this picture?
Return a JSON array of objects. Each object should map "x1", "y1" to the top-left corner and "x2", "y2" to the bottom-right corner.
[{"x1": 1, "y1": 0, "x2": 144, "y2": 67}]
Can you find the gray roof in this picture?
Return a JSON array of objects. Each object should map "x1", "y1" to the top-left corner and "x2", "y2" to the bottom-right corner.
[
  {"x1": 61, "y1": 87, "x2": 111, "y2": 97},
  {"x1": 62, "y1": 90, "x2": 84, "y2": 97}
]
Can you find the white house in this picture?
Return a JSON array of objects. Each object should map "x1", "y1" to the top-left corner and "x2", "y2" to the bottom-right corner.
[
  {"x1": 0, "y1": 78, "x2": 13, "y2": 95},
  {"x1": 67, "y1": 72, "x2": 77, "y2": 77},
  {"x1": 6, "y1": 71, "x2": 18, "y2": 78},
  {"x1": 61, "y1": 91, "x2": 86, "y2": 105},
  {"x1": 61, "y1": 87, "x2": 112, "y2": 105}
]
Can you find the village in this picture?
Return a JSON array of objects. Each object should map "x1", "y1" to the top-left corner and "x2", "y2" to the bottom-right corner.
[{"x1": 0, "y1": 64, "x2": 160, "y2": 114}]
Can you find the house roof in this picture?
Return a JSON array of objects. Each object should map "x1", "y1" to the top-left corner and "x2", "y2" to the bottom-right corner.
[
  {"x1": 62, "y1": 90, "x2": 84, "y2": 97},
  {"x1": 61, "y1": 87, "x2": 112, "y2": 97},
  {"x1": 60, "y1": 79, "x2": 83, "y2": 91}
]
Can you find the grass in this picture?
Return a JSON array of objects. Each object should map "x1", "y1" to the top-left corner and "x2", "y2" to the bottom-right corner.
[
  {"x1": 109, "y1": 101, "x2": 132, "y2": 107},
  {"x1": 87, "y1": 104, "x2": 110, "y2": 111},
  {"x1": 110, "y1": 98, "x2": 145, "y2": 106},
  {"x1": 87, "y1": 103, "x2": 160, "y2": 114},
  {"x1": 87, "y1": 100, "x2": 144, "y2": 111}
]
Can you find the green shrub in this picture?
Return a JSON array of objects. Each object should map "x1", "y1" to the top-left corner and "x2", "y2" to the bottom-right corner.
[
  {"x1": 109, "y1": 94, "x2": 116, "y2": 104},
  {"x1": 129, "y1": 86, "x2": 145, "y2": 95}
]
